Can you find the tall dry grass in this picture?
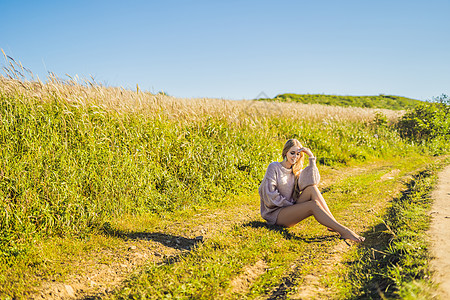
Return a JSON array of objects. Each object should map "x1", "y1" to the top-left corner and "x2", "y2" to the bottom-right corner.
[
  {"x1": 0, "y1": 76, "x2": 402, "y2": 124},
  {"x1": 0, "y1": 47, "x2": 402, "y2": 126}
]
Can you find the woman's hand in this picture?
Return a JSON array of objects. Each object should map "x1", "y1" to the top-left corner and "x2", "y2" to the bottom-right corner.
[{"x1": 300, "y1": 147, "x2": 314, "y2": 158}]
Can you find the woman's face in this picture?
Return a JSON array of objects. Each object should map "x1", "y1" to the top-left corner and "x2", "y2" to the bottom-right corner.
[{"x1": 285, "y1": 145, "x2": 302, "y2": 165}]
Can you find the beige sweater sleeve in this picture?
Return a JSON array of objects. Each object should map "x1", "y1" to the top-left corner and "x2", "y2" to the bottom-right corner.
[
  {"x1": 259, "y1": 163, "x2": 295, "y2": 209},
  {"x1": 298, "y1": 157, "x2": 320, "y2": 191}
]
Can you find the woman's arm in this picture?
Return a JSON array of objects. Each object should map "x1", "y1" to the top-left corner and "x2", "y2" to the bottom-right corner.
[
  {"x1": 300, "y1": 147, "x2": 315, "y2": 158},
  {"x1": 297, "y1": 149, "x2": 320, "y2": 191},
  {"x1": 259, "y1": 164, "x2": 295, "y2": 209}
]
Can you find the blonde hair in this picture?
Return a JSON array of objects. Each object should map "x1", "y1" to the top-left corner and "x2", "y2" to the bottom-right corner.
[
  {"x1": 281, "y1": 139, "x2": 305, "y2": 177},
  {"x1": 282, "y1": 139, "x2": 305, "y2": 201}
]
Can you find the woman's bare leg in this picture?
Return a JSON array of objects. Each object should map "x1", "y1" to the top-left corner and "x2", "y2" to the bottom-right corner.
[
  {"x1": 298, "y1": 185, "x2": 338, "y2": 231},
  {"x1": 277, "y1": 199, "x2": 364, "y2": 242},
  {"x1": 298, "y1": 186, "x2": 335, "y2": 219}
]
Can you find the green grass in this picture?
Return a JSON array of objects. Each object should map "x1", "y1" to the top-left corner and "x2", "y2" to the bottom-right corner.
[{"x1": 258, "y1": 93, "x2": 424, "y2": 110}]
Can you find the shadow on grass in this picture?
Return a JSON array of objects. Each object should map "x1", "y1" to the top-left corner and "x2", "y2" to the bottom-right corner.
[
  {"x1": 102, "y1": 228, "x2": 202, "y2": 252},
  {"x1": 78, "y1": 231, "x2": 204, "y2": 299},
  {"x1": 242, "y1": 220, "x2": 336, "y2": 243}
]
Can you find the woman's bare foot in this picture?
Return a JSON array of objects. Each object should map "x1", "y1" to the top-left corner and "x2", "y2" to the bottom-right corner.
[{"x1": 339, "y1": 229, "x2": 365, "y2": 243}]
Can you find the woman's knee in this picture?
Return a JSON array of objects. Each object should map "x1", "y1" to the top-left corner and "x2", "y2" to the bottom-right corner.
[
  {"x1": 311, "y1": 198, "x2": 321, "y2": 207},
  {"x1": 304, "y1": 185, "x2": 320, "y2": 200},
  {"x1": 302, "y1": 199, "x2": 321, "y2": 212}
]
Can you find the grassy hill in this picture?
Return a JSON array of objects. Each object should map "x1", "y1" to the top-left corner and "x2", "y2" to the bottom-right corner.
[{"x1": 258, "y1": 93, "x2": 424, "y2": 110}]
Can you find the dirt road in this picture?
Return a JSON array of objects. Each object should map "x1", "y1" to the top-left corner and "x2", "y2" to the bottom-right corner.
[{"x1": 429, "y1": 165, "x2": 450, "y2": 299}]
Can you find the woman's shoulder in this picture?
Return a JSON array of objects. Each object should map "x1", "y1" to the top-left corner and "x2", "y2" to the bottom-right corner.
[
  {"x1": 263, "y1": 161, "x2": 281, "y2": 175},
  {"x1": 267, "y1": 161, "x2": 293, "y2": 174},
  {"x1": 268, "y1": 161, "x2": 280, "y2": 167},
  {"x1": 267, "y1": 161, "x2": 282, "y2": 170}
]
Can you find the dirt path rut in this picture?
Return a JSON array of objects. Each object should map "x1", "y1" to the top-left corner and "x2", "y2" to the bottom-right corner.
[{"x1": 429, "y1": 164, "x2": 450, "y2": 299}]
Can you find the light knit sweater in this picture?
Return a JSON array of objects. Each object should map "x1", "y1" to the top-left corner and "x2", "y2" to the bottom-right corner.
[{"x1": 258, "y1": 157, "x2": 320, "y2": 225}]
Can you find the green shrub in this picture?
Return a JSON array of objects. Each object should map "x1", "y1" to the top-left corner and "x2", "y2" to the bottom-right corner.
[
  {"x1": 397, "y1": 94, "x2": 449, "y2": 139},
  {"x1": 396, "y1": 94, "x2": 449, "y2": 154}
]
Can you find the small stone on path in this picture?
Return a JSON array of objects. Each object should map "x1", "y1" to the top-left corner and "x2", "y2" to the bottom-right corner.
[{"x1": 64, "y1": 284, "x2": 75, "y2": 297}]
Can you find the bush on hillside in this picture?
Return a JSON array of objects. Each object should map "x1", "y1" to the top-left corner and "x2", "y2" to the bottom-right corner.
[
  {"x1": 258, "y1": 93, "x2": 423, "y2": 110},
  {"x1": 396, "y1": 94, "x2": 450, "y2": 154},
  {"x1": 396, "y1": 94, "x2": 449, "y2": 140}
]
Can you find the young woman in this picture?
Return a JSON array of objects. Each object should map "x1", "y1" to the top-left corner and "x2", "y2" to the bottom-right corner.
[{"x1": 259, "y1": 139, "x2": 365, "y2": 243}]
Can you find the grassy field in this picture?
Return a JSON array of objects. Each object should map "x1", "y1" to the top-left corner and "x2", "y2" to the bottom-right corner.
[{"x1": 0, "y1": 62, "x2": 449, "y2": 299}]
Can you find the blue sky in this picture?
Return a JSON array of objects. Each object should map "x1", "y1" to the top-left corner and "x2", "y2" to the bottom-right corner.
[{"x1": 1, "y1": 0, "x2": 449, "y2": 100}]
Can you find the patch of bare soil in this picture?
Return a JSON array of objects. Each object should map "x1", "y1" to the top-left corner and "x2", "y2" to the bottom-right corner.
[
  {"x1": 267, "y1": 241, "x2": 351, "y2": 299},
  {"x1": 272, "y1": 240, "x2": 350, "y2": 300},
  {"x1": 378, "y1": 168, "x2": 400, "y2": 181},
  {"x1": 37, "y1": 234, "x2": 199, "y2": 299},
  {"x1": 230, "y1": 259, "x2": 268, "y2": 294},
  {"x1": 428, "y1": 165, "x2": 450, "y2": 299}
]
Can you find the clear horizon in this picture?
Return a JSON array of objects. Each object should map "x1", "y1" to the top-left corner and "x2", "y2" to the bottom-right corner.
[{"x1": 2, "y1": 0, "x2": 449, "y2": 101}]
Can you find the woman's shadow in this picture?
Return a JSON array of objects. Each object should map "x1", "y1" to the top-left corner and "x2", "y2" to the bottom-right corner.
[{"x1": 242, "y1": 220, "x2": 336, "y2": 243}]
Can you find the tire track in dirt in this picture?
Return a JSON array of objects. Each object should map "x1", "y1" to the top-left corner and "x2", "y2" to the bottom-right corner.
[
  {"x1": 36, "y1": 234, "x2": 200, "y2": 299},
  {"x1": 429, "y1": 164, "x2": 450, "y2": 299},
  {"x1": 267, "y1": 241, "x2": 349, "y2": 300},
  {"x1": 229, "y1": 259, "x2": 268, "y2": 295}
]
